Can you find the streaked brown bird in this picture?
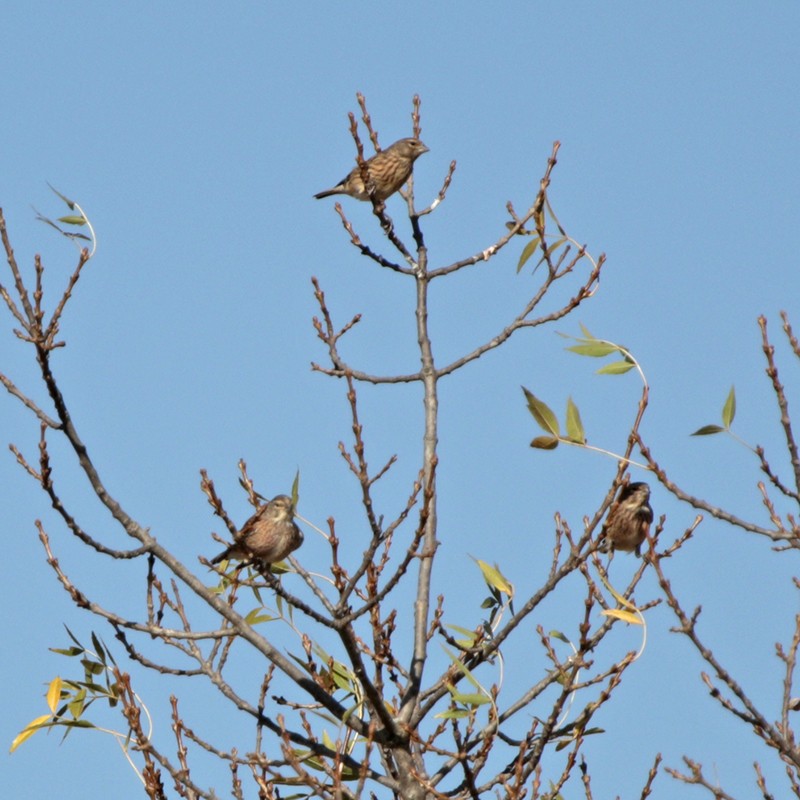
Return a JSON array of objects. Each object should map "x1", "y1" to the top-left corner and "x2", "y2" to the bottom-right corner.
[
  {"x1": 314, "y1": 137, "x2": 429, "y2": 202},
  {"x1": 599, "y1": 482, "x2": 653, "y2": 556},
  {"x1": 211, "y1": 494, "x2": 303, "y2": 566}
]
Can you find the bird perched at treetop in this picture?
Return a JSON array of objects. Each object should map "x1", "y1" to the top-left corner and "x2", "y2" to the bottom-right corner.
[
  {"x1": 211, "y1": 494, "x2": 303, "y2": 566},
  {"x1": 314, "y1": 137, "x2": 429, "y2": 202}
]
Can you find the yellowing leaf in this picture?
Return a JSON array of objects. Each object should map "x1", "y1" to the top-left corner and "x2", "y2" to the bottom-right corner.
[
  {"x1": 46, "y1": 677, "x2": 63, "y2": 713},
  {"x1": 474, "y1": 559, "x2": 513, "y2": 597},
  {"x1": 10, "y1": 715, "x2": 52, "y2": 753},
  {"x1": 602, "y1": 608, "x2": 643, "y2": 625}
]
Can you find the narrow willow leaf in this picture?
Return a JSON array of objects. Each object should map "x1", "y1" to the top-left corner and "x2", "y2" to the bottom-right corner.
[
  {"x1": 64, "y1": 626, "x2": 84, "y2": 649},
  {"x1": 566, "y1": 342, "x2": 619, "y2": 358},
  {"x1": 435, "y1": 708, "x2": 469, "y2": 720},
  {"x1": 47, "y1": 183, "x2": 76, "y2": 210},
  {"x1": 50, "y1": 647, "x2": 83, "y2": 657},
  {"x1": 545, "y1": 195, "x2": 567, "y2": 236},
  {"x1": 539, "y1": 236, "x2": 566, "y2": 263},
  {"x1": 596, "y1": 361, "x2": 635, "y2": 375},
  {"x1": 449, "y1": 691, "x2": 491, "y2": 707},
  {"x1": 722, "y1": 385, "x2": 736, "y2": 428},
  {"x1": 530, "y1": 436, "x2": 559, "y2": 450},
  {"x1": 474, "y1": 559, "x2": 513, "y2": 596},
  {"x1": 691, "y1": 424, "x2": 725, "y2": 436},
  {"x1": 445, "y1": 625, "x2": 478, "y2": 647},
  {"x1": 595, "y1": 570, "x2": 637, "y2": 610},
  {"x1": 291, "y1": 470, "x2": 300, "y2": 507},
  {"x1": 68, "y1": 697, "x2": 86, "y2": 719},
  {"x1": 244, "y1": 609, "x2": 278, "y2": 625},
  {"x1": 521, "y1": 387, "x2": 560, "y2": 436},
  {"x1": 579, "y1": 322, "x2": 595, "y2": 340},
  {"x1": 330, "y1": 661, "x2": 355, "y2": 693},
  {"x1": 58, "y1": 719, "x2": 95, "y2": 731},
  {"x1": 90, "y1": 632, "x2": 106, "y2": 665},
  {"x1": 442, "y1": 650, "x2": 482, "y2": 690},
  {"x1": 46, "y1": 677, "x2": 63, "y2": 714},
  {"x1": 549, "y1": 630, "x2": 570, "y2": 644},
  {"x1": 57, "y1": 215, "x2": 86, "y2": 226},
  {"x1": 565, "y1": 397, "x2": 585, "y2": 444},
  {"x1": 601, "y1": 608, "x2": 643, "y2": 625},
  {"x1": 516, "y1": 237, "x2": 541, "y2": 273},
  {"x1": 556, "y1": 738, "x2": 578, "y2": 752},
  {"x1": 80, "y1": 659, "x2": 104, "y2": 676},
  {"x1": 9, "y1": 715, "x2": 52, "y2": 752}
]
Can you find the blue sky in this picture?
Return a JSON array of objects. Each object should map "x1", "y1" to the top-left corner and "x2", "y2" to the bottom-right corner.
[{"x1": 3, "y1": 3, "x2": 800, "y2": 797}]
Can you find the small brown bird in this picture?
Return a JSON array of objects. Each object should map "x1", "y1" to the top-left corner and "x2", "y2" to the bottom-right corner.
[
  {"x1": 599, "y1": 482, "x2": 653, "y2": 556},
  {"x1": 211, "y1": 494, "x2": 303, "y2": 566},
  {"x1": 314, "y1": 137, "x2": 429, "y2": 202}
]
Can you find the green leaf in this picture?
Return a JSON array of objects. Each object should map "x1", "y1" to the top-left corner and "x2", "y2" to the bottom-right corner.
[
  {"x1": 565, "y1": 397, "x2": 585, "y2": 444},
  {"x1": 56, "y1": 719, "x2": 96, "y2": 730},
  {"x1": 50, "y1": 647, "x2": 84, "y2": 657},
  {"x1": 596, "y1": 361, "x2": 635, "y2": 375},
  {"x1": 566, "y1": 342, "x2": 620, "y2": 358},
  {"x1": 691, "y1": 424, "x2": 725, "y2": 436},
  {"x1": 68, "y1": 696, "x2": 86, "y2": 719},
  {"x1": 536, "y1": 236, "x2": 566, "y2": 267},
  {"x1": 435, "y1": 708, "x2": 470, "y2": 720},
  {"x1": 578, "y1": 322, "x2": 595, "y2": 340},
  {"x1": 57, "y1": 215, "x2": 86, "y2": 226},
  {"x1": 521, "y1": 387, "x2": 560, "y2": 436},
  {"x1": 244, "y1": 608, "x2": 278, "y2": 625},
  {"x1": 549, "y1": 630, "x2": 570, "y2": 644},
  {"x1": 329, "y1": 660, "x2": 355, "y2": 693},
  {"x1": 722, "y1": 385, "x2": 736, "y2": 428},
  {"x1": 530, "y1": 436, "x2": 559, "y2": 450},
  {"x1": 441, "y1": 649, "x2": 481, "y2": 690},
  {"x1": 90, "y1": 632, "x2": 106, "y2": 665},
  {"x1": 81, "y1": 659, "x2": 104, "y2": 676},
  {"x1": 47, "y1": 182, "x2": 76, "y2": 210},
  {"x1": 516, "y1": 236, "x2": 541, "y2": 273},
  {"x1": 291, "y1": 470, "x2": 300, "y2": 508},
  {"x1": 63, "y1": 626, "x2": 84, "y2": 649},
  {"x1": 445, "y1": 625, "x2": 478, "y2": 648},
  {"x1": 449, "y1": 691, "x2": 491, "y2": 706}
]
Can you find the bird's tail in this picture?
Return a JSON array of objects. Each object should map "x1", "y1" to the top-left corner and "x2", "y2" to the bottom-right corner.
[{"x1": 313, "y1": 188, "x2": 340, "y2": 200}]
